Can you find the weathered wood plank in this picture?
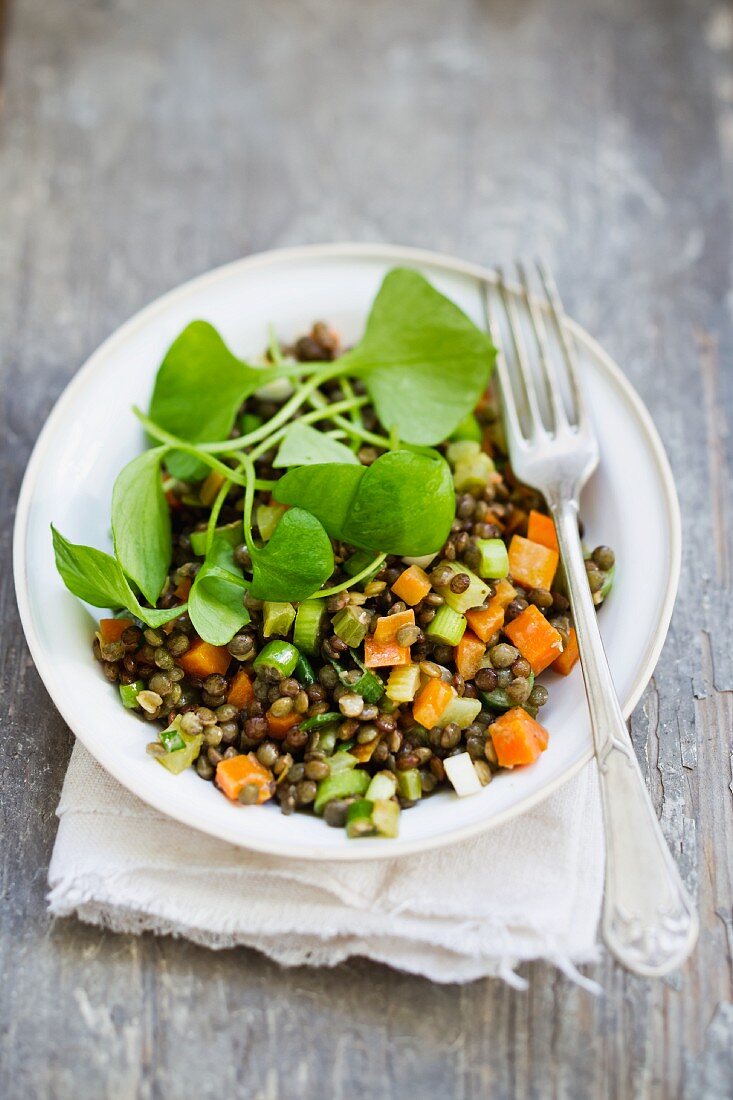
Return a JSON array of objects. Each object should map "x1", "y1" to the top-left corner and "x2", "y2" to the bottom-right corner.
[{"x1": 0, "y1": 0, "x2": 732, "y2": 1097}]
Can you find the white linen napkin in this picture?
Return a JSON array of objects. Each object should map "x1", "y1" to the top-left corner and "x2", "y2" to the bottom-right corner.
[{"x1": 48, "y1": 743, "x2": 604, "y2": 988}]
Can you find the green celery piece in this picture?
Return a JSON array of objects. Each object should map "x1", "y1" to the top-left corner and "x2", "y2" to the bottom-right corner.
[
  {"x1": 293, "y1": 599, "x2": 325, "y2": 655},
  {"x1": 452, "y1": 452, "x2": 495, "y2": 493},
  {"x1": 336, "y1": 738, "x2": 356, "y2": 752},
  {"x1": 396, "y1": 768, "x2": 422, "y2": 801},
  {"x1": 256, "y1": 502, "x2": 287, "y2": 541},
  {"x1": 154, "y1": 731, "x2": 203, "y2": 775},
  {"x1": 332, "y1": 605, "x2": 369, "y2": 647},
  {"x1": 327, "y1": 751, "x2": 358, "y2": 773},
  {"x1": 190, "y1": 521, "x2": 241, "y2": 557},
  {"x1": 345, "y1": 798, "x2": 375, "y2": 838},
  {"x1": 314, "y1": 767, "x2": 370, "y2": 815},
  {"x1": 160, "y1": 725, "x2": 186, "y2": 753},
  {"x1": 262, "y1": 601, "x2": 296, "y2": 638},
  {"x1": 426, "y1": 604, "x2": 467, "y2": 646},
  {"x1": 366, "y1": 771, "x2": 398, "y2": 801},
  {"x1": 119, "y1": 680, "x2": 145, "y2": 709},
  {"x1": 475, "y1": 538, "x2": 509, "y2": 579},
  {"x1": 316, "y1": 728, "x2": 338, "y2": 756},
  {"x1": 253, "y1": 640, "x2": 299, "y2": 677},
  {"x1": 437, "y1": 695, "x2": 482, "y2": 729},
  {"x1": 435, "y1": 561, "x2": 491, "y2": 613},
  {"x1": 372, "y1": 799, "x2": 400, "y2": 838},
  {"x1": 599, "y1": 564, "x2": 615, "y2": 600}
]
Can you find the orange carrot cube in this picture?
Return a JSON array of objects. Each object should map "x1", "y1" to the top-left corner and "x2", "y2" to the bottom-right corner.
[
  {"x1": 527, "y1": 510, "x2": 559, "y2": 553},
  {"x1": 177, "y1": 639, "x2": 231, "y2": 679},
  {"x1": 99, "y1": 618, "x2": 133, "y2": 644},
  {"x1": 489, "y1": 707, "x2": 549, "y2": 767},
  {"x1": 553, "y1": 627, "x2": 580, "y2": 676},
  {"x1": 363, "y1": 636, "x2": 411, "y2": 668},
  {"x1": 373, "y1": 609, "x2": 416, "y2": 643},
  {"x1": 503, "y1": 604, "x2": 563, "y2": 674},
  {"x1": 508, "y1": 535, "x2": 558, "y2": 591},
  {"x1": 227, "y1": 669, "x2": 255, "y2": 709},
  {"x1": 216, "y1": 753, "x2": 274, "y2": 803},
  {"x1": 391, "y1": 565, "x2": 432, "y2": 606},
  {"x1": 412, "y1": 678, "x2": 456, "y2": 729},
  {"x1": 455, "y1": 630, "x2": 487, "y2": 681}
]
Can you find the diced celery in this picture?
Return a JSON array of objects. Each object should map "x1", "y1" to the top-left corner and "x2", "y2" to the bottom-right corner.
[
  {"x1": 345, "y1": 798, "x2": 375, "y2": 838},
  {"x1": 256, "y1": 502, "x2": 287, "y2": 541},
  {"x1": 119, "y1": 680, "x2": 145, "y2": 709},
  {"x1": 453, "y1": 452, "x2": 495, "y2": 493},
  {"x1": 426, "y1": 604, "x2": 467, "y2": 646},
  {"x1": 450, "y1": 412, "x2": 482, "y2": 443},
  {"x1": 314, "y1": 767, "x2": 370, "y2": 814},
  {"x1": 396, "y1": 768, "x2": 422, "y2": 801},
  {"x1": 160, "y1": 723, "x2": 186, "y2": 753},
  {"x1": 253, "y1": 640, "x2": 299, "y2": 676},
  {"x1": 316, "y1": 728, "x2": 337, "y2": 756},
  {"x1": 437, "y1": 695, "x2": 482, "y2": 729},
  {"x1": 386, "y1": 664, "x2": 421, "y2": 703},
  {"x1": 435, "y1": 561, "x2": 491, "y2": 613},
  {"x1": 328, "y1": 751, "x2": 358, "y2": 773},
  {"x1": 372, "y1": 799, "x2": 400, "y2": 838},
  {"x1": 262, "y1": 601, "x2": 296, "y2": 638},
  {"x1": 293, "y1": 599, "x2": 325, "y2": 655},
  {"x1": 190, "y1": 521, "x2": 241, "y2": 556},
  {"x1": 332, "y1": 605, "x2": 369, "y2": 647},
  {"x1": 475, "y1": 538, "x2": 509, "y2": 579},
  {"x1": 294, "y1": 653, "x2": 316, "y2": 684},
  {"x1": 447, "y1": 440, "x2": 481, "y2": 466},
  {"x1": 298, "y1": 711, "x2": 341, "y2": 731},
  {"x1": 152, "y1": 725, "x2": 203, "y2": 776},
  {"x1": 366, "y1": 771, "x2": 398, "y2": 801}
]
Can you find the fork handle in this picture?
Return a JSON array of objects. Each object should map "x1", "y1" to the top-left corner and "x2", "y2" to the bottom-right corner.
[{"x1": 549, "y1": 496, "x2": 698, "y2": 976}]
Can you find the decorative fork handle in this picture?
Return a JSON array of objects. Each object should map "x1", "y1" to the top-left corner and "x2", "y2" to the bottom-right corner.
[{"x1": 550, "y1": 496, "x2": 698, "y2": 976}]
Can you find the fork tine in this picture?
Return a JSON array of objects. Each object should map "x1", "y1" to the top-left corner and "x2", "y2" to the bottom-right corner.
[
  {"x1": 481, "y1": 281, "x2": 526, "y2": 446},
  {"x1": 536, "y1": 261, "x2": 586, "y2": 426},
  {"x1": 496, "y1": 268, "x2": 546, "y2": 439},
  {"x1": 515, "y1": 261, "x2": 569, "y2": 433}
]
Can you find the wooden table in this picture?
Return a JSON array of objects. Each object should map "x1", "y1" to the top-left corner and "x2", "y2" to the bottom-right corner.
[{"x1": 1, "y1": 0, "x2": 732, "y2": 1096}]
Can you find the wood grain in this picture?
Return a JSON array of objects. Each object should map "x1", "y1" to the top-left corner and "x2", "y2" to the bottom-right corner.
[{"x1": 1, "y1": 0, "x2": 732, "y2": 1096}]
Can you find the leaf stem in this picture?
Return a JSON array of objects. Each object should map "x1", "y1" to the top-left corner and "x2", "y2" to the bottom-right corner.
[
  {"x1": 132, "y1": 409, "x2": 251, "y2": 488},
  {"x1": 313, "y1": 553, "x2": 387, "y2": 598}
]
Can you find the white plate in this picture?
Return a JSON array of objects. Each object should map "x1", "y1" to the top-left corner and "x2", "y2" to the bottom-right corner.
[{"x1": 13, "y1": 244, "x2": 680, "y2": 861}]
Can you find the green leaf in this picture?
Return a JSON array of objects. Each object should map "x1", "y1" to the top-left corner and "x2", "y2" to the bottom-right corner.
[
  {"x1": 274, "y1": 450, "x2": 454, "y2": 556},
  {"x1": 51, "y1": 526, "x2": 183, "y2": 628},
  {"x1": 248, "y1": 508, "x2": 335, "y2": 601},
  {"x1": 148, "y1": 321, "x2": 267, "y2": 480},
  {"x1": 111, "y1": 447, "x2": 171, "y2": 605},
  {"x1": 273, "y1": 422, "x2": 360, "y2": 467},
  {"x1": 188, "y1": 533, "x2": 250, "y2": 645},
  {"x1": 341, "y1": 268, "x2": 495, "y2": 445}
]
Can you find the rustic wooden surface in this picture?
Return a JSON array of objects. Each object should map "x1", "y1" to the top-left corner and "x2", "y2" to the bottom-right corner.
[{"x1": 1, "y1": 0, "x2": 732, "y2": 1096}]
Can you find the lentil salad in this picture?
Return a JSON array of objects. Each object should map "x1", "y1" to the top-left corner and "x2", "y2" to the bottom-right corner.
[{"x1": 53, "y1": 268, "x2": 614, "y2": 839}]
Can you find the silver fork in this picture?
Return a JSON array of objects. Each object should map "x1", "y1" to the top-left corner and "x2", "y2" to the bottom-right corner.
[{"x1": 483, "y1": 263, "x2": 698, "y2": 978}]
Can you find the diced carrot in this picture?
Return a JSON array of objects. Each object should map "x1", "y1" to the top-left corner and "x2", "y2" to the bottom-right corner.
[
  {"x1": 99, "y1": 618, "x2": 133, "y2": 644},
  {"x1": 553, "y1": 627, "x2": 579, "y2": 676},
  {"x1": 489, "y1": 707, "x2": 549, "y2": 767},
  {"x1": 265, "y1": 710, "x2": 301, "y2": 739},
  {"x1": 508, "y1": 535, "x2": 559, "y2": 591},
  {"x1": 493, "y1": 578, "x2": 517, "y2": 608},
  {"x1": 351, "y1": 739, "x2": 379, "y2": 762},
  {"x1": 177, "y1": 639, "x2": 231, "y2": 678},
  {"x1": 503, "y1": 604, "x2": 564, "y2": 674},
  {"x1": 455, "y1": 630, "x2": 486, "y2": 681},
  {"x1": 527, "y1": 510, "x2": 559, "y2": 553},
  {"x1": 373, "y1": 609, "x2": 416, "y2": 643},
  {"x1": 173, "y1": 576, "x2": 192, "y2": 601},
  {"x1": 465, "y1": 604, "x2": 505, "y2": 643},
  {"x1": 483, "y1": 507, "x2": 505, "y2": 533},
  {"x1": 391, "y1": 565, "x2": 432, "y2": 606},
  {"x1": 215, "y1": 753, "x2": 274, "y2": 803},
  {"x1": 200, "y1": 469, "x2": 227, "y2": 506},
  {"x1": 363, "y1": 636, "x2": 411, "y2": 668},
  {"x1": 412, "y1": 678, "x2": 456, "y2": 729},
  {"x1": 227, "y1": 669, "x2": 255, "y2": 709}
]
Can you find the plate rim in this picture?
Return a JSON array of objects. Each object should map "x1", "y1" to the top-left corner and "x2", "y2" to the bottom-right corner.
[{"x1": 13, "y1": 242, "x2": 681, "y2": 860}]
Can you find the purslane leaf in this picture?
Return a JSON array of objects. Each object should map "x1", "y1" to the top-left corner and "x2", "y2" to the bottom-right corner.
[
  {"x1": 51, "y1": 526, "x2": 183, "y2": 628},
  {"x1": 274, "y1": 450, "x2": 454, "y2": 556},
  {"x1": 248, "y1": 508, "x2": 334, "y2": 601},
  {"x1": 273, "y1": 422, "x2": 360, "y2": 467},
  {"x1": 341, "y1": 268, "x2": 495, "y2": 445},
  {"x1": 148, "y1": 321, "x2": 269, "y2": 480},
  {"x1": 187, "y1": 533, "x2": 250, "y2": 645},
  {"x1": 112, "y1": 447, "x2": 171, "y2": 605}
]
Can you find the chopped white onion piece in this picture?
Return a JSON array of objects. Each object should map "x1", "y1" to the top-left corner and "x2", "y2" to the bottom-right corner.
[
  {"x1": 443, "y1": 752, "x2": 483, "y2": 797},
  {"x1": 402, "y1": 552, "x2": 438, "y2": 569}
]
